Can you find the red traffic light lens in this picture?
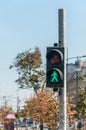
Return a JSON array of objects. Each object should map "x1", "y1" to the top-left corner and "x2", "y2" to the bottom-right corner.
[
  {"x1": 50, "y1": 53, "x2": 61, "y2": 64},
  {"x1": 47, "y1": 50, "x2": 63, "y2": 65}
]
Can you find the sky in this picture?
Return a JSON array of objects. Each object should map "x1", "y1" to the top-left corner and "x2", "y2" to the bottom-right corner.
[{"x1": 0, "y1": 0, "x2": 86, "y2": 111}]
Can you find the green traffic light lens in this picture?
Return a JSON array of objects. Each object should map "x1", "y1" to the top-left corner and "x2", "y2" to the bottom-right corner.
[{"x1": 47, "y1": 69, "x2": 62, "y2": 84}]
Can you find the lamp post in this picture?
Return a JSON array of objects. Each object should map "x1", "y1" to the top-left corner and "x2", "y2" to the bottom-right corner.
[{"x1": 16, "y1": 89, "x2": 20, "y2": 113}]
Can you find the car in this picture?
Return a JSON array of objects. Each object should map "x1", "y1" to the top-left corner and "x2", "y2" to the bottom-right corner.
[
  {"x1": 0, "y1": 122, "x2": 4, "y2": 128},
  {"x1": 27, "y1": 118, "x2": 33, "y2": 123},
  {"x1": 21, "y1": 122, "x2": 28, "y2": 127}
]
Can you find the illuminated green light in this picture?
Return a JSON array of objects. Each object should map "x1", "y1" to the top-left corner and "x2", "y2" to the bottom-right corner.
[
  {"x1": 51, "y1": 71, "x2": 59, "y2": 83},
  {"x1": 47, "y1": 69, "x2": 63, "y2": 84}
]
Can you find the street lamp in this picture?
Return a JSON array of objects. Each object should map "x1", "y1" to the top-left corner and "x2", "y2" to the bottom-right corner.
[
  {"x1": 16, "y1": 89, "x2": 20, "y2": 113},
  {"x1": 67, "y1": 55, "x2": 86, "y2": 61}
]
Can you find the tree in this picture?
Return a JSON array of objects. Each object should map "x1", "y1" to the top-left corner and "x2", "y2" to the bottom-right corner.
[
  {"x1": 10, "y1": 47, "x2": 45, "y2": 91},
  {"x1": 73, "y1": 74, "x2": 86, "y2": 119},
  {"x1": 0, "y1": 106, "x2": 13, "y2": 122},
  {"x1": 67, "y1": 101, "x2": 77, "y2": 121},
  {"x1": 24, "y1": 91, "x2": 59, "y2": 130},
  {"x1": 75, "y1": 86, "x2": 86, "y2": 119},
  {"x1": 24, "y1": 92, "x2": 77, "y2": 130}
]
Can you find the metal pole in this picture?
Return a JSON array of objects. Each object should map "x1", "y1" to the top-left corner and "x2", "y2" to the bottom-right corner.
[
  {"x1": 58, "y1": 9, "x2": 66, "y2": 130},
  {"x1": 76, "y1": 72, "x2": 79, "y2": 103},
  {"x1": 67, "y1": 48, "x2": 70, "y2": 103},
  {"x1": 17, "y1": 89, "x2": 20, "y2": 113}
]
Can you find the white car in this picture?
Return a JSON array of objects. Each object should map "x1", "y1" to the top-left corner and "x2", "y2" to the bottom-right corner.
[{"x1": 0, "y1": 122, "x2": 3, "y2": 127}]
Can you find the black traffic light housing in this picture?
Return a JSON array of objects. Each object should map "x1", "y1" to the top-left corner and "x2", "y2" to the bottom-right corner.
[{"x1": 46, "y1": 46, "x2": 64, "y2": 90}]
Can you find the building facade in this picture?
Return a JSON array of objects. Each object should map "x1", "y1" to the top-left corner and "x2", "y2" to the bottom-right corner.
[{"x1": 67, "y1": 60, "x2": 86, "y2": 104}]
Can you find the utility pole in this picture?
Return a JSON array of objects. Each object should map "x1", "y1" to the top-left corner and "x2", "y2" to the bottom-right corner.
[
  {"x1": 17, "y1": 89, "x2": 20, "y2": 113},
  {"x1": 58, "y1": 9, "x2": 66, "y2": 130}
]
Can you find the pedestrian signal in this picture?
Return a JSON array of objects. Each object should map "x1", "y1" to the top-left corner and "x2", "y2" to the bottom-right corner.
[{"x1": 46, "y1": 46, "x2": 64, "y2": 89}]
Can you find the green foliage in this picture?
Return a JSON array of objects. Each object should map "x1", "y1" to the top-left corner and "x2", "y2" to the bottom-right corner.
[
  {"x1": 15, "y1": 113, "x2": 19, "y2": 118},
  {"x1": 10, "y1": 47, "x2": 45, "y2": 90}
]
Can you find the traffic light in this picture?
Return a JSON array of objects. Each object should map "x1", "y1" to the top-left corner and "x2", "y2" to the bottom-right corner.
[{"x1": 46, "y1": 46, "x2": 64, "y2": 90}]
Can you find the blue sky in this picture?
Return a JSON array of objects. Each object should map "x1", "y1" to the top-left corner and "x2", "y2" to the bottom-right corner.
[{"x1": 0, "y1": 0, "x2": 86, "y2": 110}]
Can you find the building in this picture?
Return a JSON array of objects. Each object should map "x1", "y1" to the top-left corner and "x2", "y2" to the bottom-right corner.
[{"x1": 67, "y1": 60, "x2": 86, "y2": 104}]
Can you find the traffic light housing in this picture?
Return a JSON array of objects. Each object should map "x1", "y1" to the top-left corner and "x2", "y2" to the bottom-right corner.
[{"x1": 46, "y1": 46, "x2": 64, "y2": 90}]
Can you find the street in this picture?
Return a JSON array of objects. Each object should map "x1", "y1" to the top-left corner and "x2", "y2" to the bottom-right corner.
[{"x1": 15, "y1": 127, "x2": 48, "y2": 130}]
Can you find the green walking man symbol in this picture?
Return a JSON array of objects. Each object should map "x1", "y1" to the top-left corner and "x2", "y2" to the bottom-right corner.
[{"x1": 51, "y1": 71, "x2": 59, "y2": 83}]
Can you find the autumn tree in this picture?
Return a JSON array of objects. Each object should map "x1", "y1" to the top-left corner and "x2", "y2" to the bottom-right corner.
[
  {"x1": 10, "y1": 47, "x2": 45, "y2": 91},
  {"x1": 73, "y1": 74, "x2": 86, "y2": 119},
  {"x1": 67, "y1": 101, "x2": 77, "y2": 121},
  {"x1": 0, "y1": 106, "x2": 13, "y2": 122},
  {"x1": 24, "y1": 91, "x2": 59, "y2": 130},
  {"x1": 24, "y1": 91, "x2": 77, "y2": 130},
  {"x1": 75, "y1": 86, "x2": 86, "y2": 119},
  {"x1": 10, "y1": 46, "x2": 47, "y2": 130}
]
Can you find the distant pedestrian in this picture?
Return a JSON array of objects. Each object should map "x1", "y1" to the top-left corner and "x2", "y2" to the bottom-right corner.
[
  {"x1": 8, "y1": 121, "x2": 11, "y2": 130},
  {"x1": 74, "y1": 119, "x2": 78, "y2": 130},
  {"x1": 83, "y1": 119, "x2": 86, "y2": 130},
  {"x1": 10, "y1": 120, "x2": 14, "y2": 130},
  {"x1": 37, "y1": 124, "x2": 39, "y2": 129},
  {"x1": 4, "y1": 119, "x2": 8, "y2": 130},
  {"x1": 8, "y1": 120, "x2": 14, "y2": 130},
  {"x1": 77, "y1": 119, "x2": 82, "y2": 130}
]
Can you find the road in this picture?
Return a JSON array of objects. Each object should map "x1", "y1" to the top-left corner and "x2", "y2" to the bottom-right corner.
[{"x1": 15, "y1": 127, "x2": 48, "y2": 130}]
